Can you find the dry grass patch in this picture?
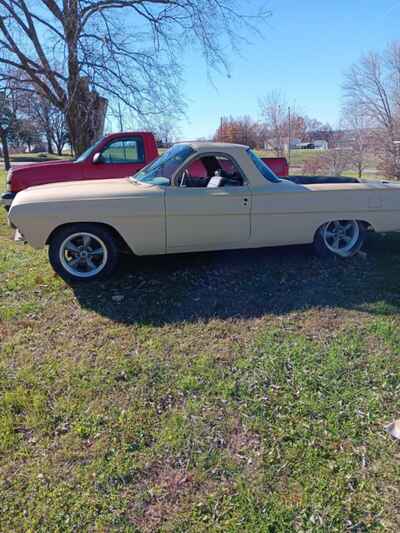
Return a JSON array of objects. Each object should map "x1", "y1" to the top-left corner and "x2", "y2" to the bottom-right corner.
[{"x1": 1, "y1": 167, "x2": 400, "y2": 530}]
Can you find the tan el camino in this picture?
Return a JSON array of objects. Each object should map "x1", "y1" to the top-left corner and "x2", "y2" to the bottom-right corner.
[{"x1": 7, "y1": 142, "x2": 400, "y2": 282}]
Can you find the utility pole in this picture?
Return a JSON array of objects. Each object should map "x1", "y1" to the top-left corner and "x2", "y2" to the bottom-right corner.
[
  {"x1": 117, "y1": 100, "x2": 124, "y2": 132},
  {"x1": 288, "y1": 105, "x2": 291, "y2": 170}
]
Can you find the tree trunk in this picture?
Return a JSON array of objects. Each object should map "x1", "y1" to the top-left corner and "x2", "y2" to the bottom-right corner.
[
  {"x1": 46, "y1": 131, "x2": 54, "y2": 154},
  {"x1": 56, "y1": 139, "x2": 63, "y2": 156},
  {"x1": 66, "y1": 78, "x2": 108, "y2": 156},
  {"x1": 64, "y1": 4, "x2": 107, "y2": 156},
  {"x1": 0, "y1": 130, "x2": 10, "y2": 171}
]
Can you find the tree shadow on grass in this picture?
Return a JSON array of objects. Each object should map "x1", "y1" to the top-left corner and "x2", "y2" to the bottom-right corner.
[{"x1": 72, "y1": 233, "x2": 400, "y2": 326}]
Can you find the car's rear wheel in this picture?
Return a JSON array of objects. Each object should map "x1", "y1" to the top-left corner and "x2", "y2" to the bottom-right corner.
[
  {"x1": 314, "y1": 220, "x2": 366, "y2": 258},
  {"x1": 49, "y1": 224, "x2": 119, "y2": 282}
]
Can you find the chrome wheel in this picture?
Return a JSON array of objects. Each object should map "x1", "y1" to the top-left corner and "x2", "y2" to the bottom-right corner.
[
  {"x1": 322, "y1": 220, "x2": 360, "y2": 257},
  {"x1": 59, "y1": 232, "x2": 108, "y2": 278}
]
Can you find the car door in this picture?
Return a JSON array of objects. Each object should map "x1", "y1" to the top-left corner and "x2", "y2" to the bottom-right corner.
[
  {"x1": 83, "y1": 137, "x2": 146, "y2": 179},
  {"x1": 165, "y1": 154, "x2": 251, "y2": 252}
]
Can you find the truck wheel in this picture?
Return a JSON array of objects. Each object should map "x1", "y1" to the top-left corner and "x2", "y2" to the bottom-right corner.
[
  {"x1": 313, "y1": 220, "x2": 366, "y2": 258},
  {"x1": 49, "y1": 223, "x2": 119, "y2": 282}
]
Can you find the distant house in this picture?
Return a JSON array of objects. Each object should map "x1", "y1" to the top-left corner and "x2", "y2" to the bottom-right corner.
[
  {"x1": 289, "y1": 138, "x2": 302, "y2": 149},
  {"x1": 313, "y1": 140, "x2": 328, "y2": 150},
  {"x1": 293, "y1": 142, "x2": 314, "y2": 150}
]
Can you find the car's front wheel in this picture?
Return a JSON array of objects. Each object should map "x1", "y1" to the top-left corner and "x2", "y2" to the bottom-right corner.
[
  {"x1": 49, "y1": 223, "x2": 120, "y2": 282},
  {"x1": 314, "y1": 219, "x2": 366, "y2": 258}
]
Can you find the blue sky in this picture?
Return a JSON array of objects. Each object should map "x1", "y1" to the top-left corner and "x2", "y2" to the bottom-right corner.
[{"x1": 178, "y1": 0, "x2": 400, "y2": 140}]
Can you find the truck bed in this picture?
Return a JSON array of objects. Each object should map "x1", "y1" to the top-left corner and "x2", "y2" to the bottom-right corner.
[{"x1": 287, "y1": 175, "x2": 360, "y2": 185}]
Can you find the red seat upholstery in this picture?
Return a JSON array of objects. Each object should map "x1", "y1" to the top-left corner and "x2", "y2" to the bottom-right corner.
[
  {"x1": 187, "y1": 159, "x2": 208, "y2": 178},
  {"x1": 219, "y1": 158, "x2": 235, "y2": 174}
]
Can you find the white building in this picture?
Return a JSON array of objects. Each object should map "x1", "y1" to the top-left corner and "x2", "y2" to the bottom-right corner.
[{"x1": 313, "y1": 140, "x2": 328, "y2": 150}]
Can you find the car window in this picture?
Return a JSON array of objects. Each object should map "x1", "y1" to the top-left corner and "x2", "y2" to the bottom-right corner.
[
  {"x1": 133, "y1": 144, "x2": 194, "y2": 185},
  {"x1": 100, "y1": 138, "x2": 145, "y2": 164},
  {"x1": 176, "y1": 154, "x2": 245, "y2": 188},
  {"x1": 247, "y1": 149, "x2": 280, "y2": 183}
]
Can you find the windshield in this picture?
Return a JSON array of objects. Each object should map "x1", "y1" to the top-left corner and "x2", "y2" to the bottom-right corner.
[
  {"x1": 74, "y1": 137, "x2": 104, "y2": 163},
  {"x1": 132, "y1": 144, "x2": 195, "y2": 185},
  {"x1": 247, "y1": 149, "x2": 280, "y2": 183}
]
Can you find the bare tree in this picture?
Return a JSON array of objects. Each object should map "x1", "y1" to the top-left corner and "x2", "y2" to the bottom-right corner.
[
  {"x1": 31, "y1": 98, "x2": 56, "y2": 154},
  {"x1": 319, "y1": 132, "x2": 351, "y2": 176},
  {"x1": 320, "y1": 150, "x2": 351, "y2": 176},
  {"x1": 30, "y1": 97, "x2": 69, "y2": 155},
  {"x1": 15, "y1": 117, "x2": 42, "y2": 151},
  {"x1": 0, "y1": 1, "x2": 268, "y2": 155},
  {"x1": 259, "y1": 91, "x2": 288, "y2": 155},
  {"x1": 343, "y1": 42, "x2": 400, "y2": 178},
  {"x1": 0, "y1": 79, "x2": 19, "y2": 169},
  {"x1": 258, "y1": 92, "x2": 318, "y2": 154},
  {"x1": 0, "y1": 91, "x2": 12, "y2": 169},
  {"x1": 153, "y1": 116, "x2": 180, "y2": 147},
  {"x1": 303, "y1": 121, "x2": 334, "y2": 145},
  {"x1": 302, "y1": 155, "x2": 325, "y2": 176},
  {"x1": 341, "y1": 108, "x2": 372, "y2": 178},
  {"x1": 302, "y1": 150, "x2": 351, "y2": 177},
  {"x1": 48, "y1": 107, "x2": 69, "y2": 155}
]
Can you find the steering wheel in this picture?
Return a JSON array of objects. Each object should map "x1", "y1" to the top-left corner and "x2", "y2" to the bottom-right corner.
[{"x1": 179, "y1": 169, "x2": 190, "y2": 187}]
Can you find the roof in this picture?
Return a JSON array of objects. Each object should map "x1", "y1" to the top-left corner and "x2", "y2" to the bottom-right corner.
[{"x1": 184, "y1": 141, "x2": 250, "y2": 151}]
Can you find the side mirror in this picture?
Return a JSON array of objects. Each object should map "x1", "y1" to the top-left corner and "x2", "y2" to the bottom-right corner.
[
  {"x1": 152, "y1": 177, "x2": 170, "y2": 186},
  {"x1": 92, "y1": 152, "x2": 103, "y2": 164}
]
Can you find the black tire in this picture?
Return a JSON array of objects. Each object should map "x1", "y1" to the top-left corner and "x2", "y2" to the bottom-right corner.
[
  {"x1": 48, "y1": 223, "x2": 120, "y2": 283},
  {"x1": 313, "y1": 220, "x2": 366, "y2": 259}
]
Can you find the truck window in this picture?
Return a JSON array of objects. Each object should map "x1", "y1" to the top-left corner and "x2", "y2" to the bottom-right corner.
[
  {"x1": 74, "y1": 137, "x2": 104, "y2": 163},
  {"x1": 101, "y1": 138, "x2": 145, "y2": 164}
]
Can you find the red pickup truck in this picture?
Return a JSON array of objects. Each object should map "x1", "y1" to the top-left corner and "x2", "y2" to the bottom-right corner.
[{"x1": 1, "y1": 131, "x2": 288, "y2": 209}]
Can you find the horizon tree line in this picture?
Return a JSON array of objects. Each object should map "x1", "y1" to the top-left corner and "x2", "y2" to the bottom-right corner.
[{"x1": 0, "y1": 1, "x2": 399, "y2": 180}]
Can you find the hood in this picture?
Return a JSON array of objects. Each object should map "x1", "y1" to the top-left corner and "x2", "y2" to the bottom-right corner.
[
  {"x1": 11, "y1": 178, "x2": 156, "y2": 207},
  {"x1": 10, "y1": 160, "x2": 73, "y2": 175},
  {"x1": 9, "y1": 159, "x2": 80, "y2": 192},
  {"x1": 12, "y1": 159, "x2": 71, "y2": 169}
]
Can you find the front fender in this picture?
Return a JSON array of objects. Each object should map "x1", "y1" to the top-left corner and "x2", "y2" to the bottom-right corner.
[{"x1": 9, "y1": 194, "x2": 166, "y2": 255}]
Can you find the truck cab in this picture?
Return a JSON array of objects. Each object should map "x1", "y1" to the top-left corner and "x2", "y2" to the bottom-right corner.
[{"x1": 2, "y1": 132, "x2": 159, "y2": 209}]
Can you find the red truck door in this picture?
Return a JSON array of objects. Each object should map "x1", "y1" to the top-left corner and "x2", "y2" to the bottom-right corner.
[{"x1": 82, "y1": 135, "x2": 149, "y2": 179}]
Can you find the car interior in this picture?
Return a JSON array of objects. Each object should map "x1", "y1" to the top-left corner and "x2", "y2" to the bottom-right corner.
[{"x1": 175, "y1": 155, "x2": 245, "y2": 188}]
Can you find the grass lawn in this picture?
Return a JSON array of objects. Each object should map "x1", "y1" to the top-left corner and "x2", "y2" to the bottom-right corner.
[
  {"x1": 257, "y1": 148, "x2": 318, "y2": 165},
  {"x1": 256, "y1": 149, "x2": 382, "y2": 180},
  {"x1": 1, "y1": 168, "x2": 400, "y2": 531}
]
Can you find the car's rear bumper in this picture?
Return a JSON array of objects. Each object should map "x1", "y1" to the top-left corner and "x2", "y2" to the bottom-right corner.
[{"x1": 1, "y1": 192, "x2": 16, "y2": 210}]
